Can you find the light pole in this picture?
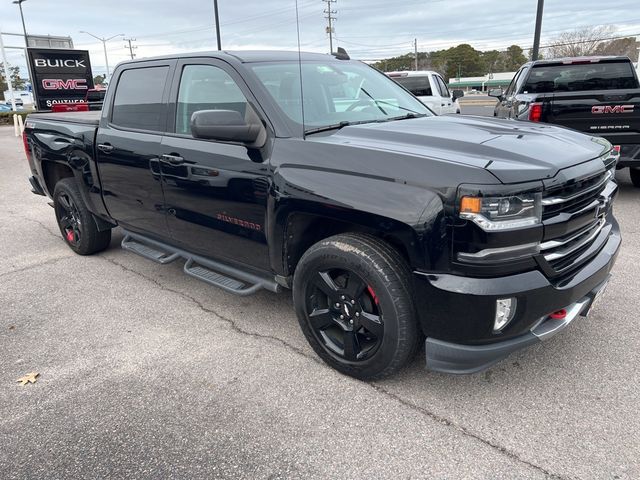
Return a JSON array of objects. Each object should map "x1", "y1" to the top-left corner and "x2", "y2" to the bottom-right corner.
[
  {"x1": 213, "y1": 0, "x2": 221, "y2": 50},
  {"x1": 13, "y1": 0, "x2": 28, "y2": 41},
  {"x1": 79, "y1": 31, "x2": 124, "y2": 77},
  {"x1": 531, "y1": 0, "x2": 544, "y2": 60}
]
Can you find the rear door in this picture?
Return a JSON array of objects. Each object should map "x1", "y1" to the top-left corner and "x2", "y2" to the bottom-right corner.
[
  {"x1": 159, "y1": 59, "x2": 272, "y2": 270},
  {"x1": 96, "y1": 60, "x2": 175, "y2": 237}
]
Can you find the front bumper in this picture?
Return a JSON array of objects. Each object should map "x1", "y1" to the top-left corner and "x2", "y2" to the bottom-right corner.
[
  {"x1": 425, "y1": 282, "x2": 605, "y2": 374},
  {"x1": 413, "y1": 218, "x2": 620, "y2": 374}
]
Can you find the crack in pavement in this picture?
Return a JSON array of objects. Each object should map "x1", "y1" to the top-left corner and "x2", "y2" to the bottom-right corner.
[
  {"x1": 99, "y1": 253, "x2": 566, "y2": 479},
  {"x1": 6, "y1": 213, "x2": 61, "y2": 240},
  {"x1": 0, "y1": 255, "x2": 71, "y2": 279}
]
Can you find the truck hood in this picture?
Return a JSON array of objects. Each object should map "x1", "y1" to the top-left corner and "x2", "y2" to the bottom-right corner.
[{"x1": 313, "y1": 115, "x2": 606, "y2": 183}]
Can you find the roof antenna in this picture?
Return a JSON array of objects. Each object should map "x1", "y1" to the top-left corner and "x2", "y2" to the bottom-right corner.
[{"x1": 295, "y1": 0, "x2": 306, "y2": 139}]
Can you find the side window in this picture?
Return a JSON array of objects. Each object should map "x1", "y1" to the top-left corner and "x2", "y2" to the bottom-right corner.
[
  {"x1": 435, "y1": 75, "x2": 450, "y2": 97},
  {"x1": 504, "y1": 69, "x2": 523, "y2": 97},
  {"x1": 176, "y1": 65, "x2": 248, "y2": 135},
  {"x1": 111, "y1": 66, "x2": 169, "y2": 131}
]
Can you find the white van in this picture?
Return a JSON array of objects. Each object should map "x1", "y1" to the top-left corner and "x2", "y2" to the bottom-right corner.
[{"x1": 387, "y1": 71, "x2": 462, "y2": 115}]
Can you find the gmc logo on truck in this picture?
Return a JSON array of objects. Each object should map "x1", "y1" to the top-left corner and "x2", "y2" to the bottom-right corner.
[
  {"x1": 592, "y1": 105, "x2": 634, "y2": 114},
  {"x1": 41, "y1": 79, "x2": 88, "y2": 90}
]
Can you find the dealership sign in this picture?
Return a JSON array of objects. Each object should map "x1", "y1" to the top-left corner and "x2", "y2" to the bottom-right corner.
[{"x1": 27, "y1": 48, "x2": 94, "y2": 110}]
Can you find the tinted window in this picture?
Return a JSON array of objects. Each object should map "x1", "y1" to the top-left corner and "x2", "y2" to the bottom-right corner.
[
  {"x1": 176, "y1": 65, "x2": 248, "y2": 135},
  {"x1": 111, "y1": 66, "x2": 169, "y2": 131},
  {"x1": 435, "y1": 75, "x2": 450, "y2": 97},
  {"x1": 522, "y1": 61, "x2": 639, "y2": 93},
  {"x1": 390, "y1": 75, "x2": 432, "y2": 96}
]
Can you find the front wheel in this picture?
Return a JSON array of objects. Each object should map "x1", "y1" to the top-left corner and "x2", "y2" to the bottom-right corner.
[
  {"x1": 293, "y1": 233, "x2": 421, "y2": 380},
  {"x1": 630, "y1": 168, "x2": 640, "y2": 188}
]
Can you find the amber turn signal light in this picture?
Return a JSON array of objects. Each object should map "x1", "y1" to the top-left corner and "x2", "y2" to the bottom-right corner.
[{"x1": 460, "y1": 196, "x2": 482, "y2": 213}]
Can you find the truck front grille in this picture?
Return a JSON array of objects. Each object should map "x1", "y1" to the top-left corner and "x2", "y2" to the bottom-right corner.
[{"x1": 539, "y1": 164, "x2": 616, "y2": 277}]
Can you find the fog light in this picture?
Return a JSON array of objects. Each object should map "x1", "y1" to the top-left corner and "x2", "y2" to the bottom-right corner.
[{"x1": 494, "y1": 298, "x2": 517, "y2": 332}]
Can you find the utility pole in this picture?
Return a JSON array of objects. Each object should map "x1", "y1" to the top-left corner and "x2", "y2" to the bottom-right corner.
[
  {"x1": 531, "y1": 0, "x2": 544, "y2": 60},
  {"x1": 124, "y1": 38, "x2": 137, "y2": 59},
  {"x1": 323, "y1": 0, "x2": 337, "y2": 54},
  {"x1": 213, "y1": 0, "x2": 221, "y2": 50},
  {"x1": 414, "y1": 38, "x2": 418, "y2": 71}
]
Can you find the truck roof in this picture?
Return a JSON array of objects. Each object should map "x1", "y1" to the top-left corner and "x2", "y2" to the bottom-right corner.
[
  {"x1": 116, "y1": 50, "x2": 343, "y2": 66},
  {"x1": 527, "y1": 55, "x2": 632, "y2": 67}
]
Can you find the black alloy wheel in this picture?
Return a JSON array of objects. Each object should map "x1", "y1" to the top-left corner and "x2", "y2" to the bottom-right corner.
[
  {"x1": 56, "y1": 192, "x2": 82, "y2": 247},
  {"x1": 305, "y1": 268, "x2": 383, "y2": 362},
  {"x1": 293, "y1": 233, "x2": 421, "y2": 380},
  {"x1": 53, "y1": 178, "x2": 112, "y2": 255}
]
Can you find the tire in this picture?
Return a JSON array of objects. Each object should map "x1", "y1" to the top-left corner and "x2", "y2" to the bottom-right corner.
[
  {"x1": 53, "y1": 178, "x2": 111, "y2": 255},
  {"x1": 630, "y1": 168, "x2": 640, "y2": 188},
  {"x1": 293, "y1": 233, "x2": 421, "y2": 380}
]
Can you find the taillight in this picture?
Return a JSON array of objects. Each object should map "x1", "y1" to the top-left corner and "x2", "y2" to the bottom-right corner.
[
  {"x1": 22, "y1": 131, "x2": 30, "y2": 160},
  {"x1": 528, "y1": 102, "x2": 543, "y2": 122}
]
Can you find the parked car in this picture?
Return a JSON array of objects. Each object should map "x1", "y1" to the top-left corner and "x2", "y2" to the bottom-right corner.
[
  {"x1": 23, "y1": 50, "x2": 619, "y2": 379},
  {"x1": 491, "y1": 56, "x2": 640, "y2": 186},
  {"x1": 84, "y1": 88, "x2": 106, "y2": 110},
  {"x1": 0, "y1": 104, "x2": 12, "y2": 112},
  {"x1": 387, "y1": 70, "x2": 463, "y2": 114}
]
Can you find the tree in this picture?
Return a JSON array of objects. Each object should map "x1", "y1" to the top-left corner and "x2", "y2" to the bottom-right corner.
[
  {"x1": 595, "y1": 37, "x2": 639, "y2": 58},
  {"x1": 0, "y1": 63, "x2": 24, "y2": 92},
  {"x1": 93, "y1": 74, "x2": 106, "y2": 85},
  {"x1": 481, "y1": 50, "x2": 505, "y2": 74},
  {"x1": 438, "y1": 44, "x2": 484, "y2": 79},
  {"x1": 546, "y1": 25, "x2": 615, "y2": 58},
  {"x1": 503, "y1": 45, "x2": 527, "y2": 70}
]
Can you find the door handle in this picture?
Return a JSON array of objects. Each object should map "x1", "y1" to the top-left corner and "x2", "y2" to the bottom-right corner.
[
  {"x1": 97, "y1": 143, "x2": 114, "y2": 153},
  {"x1": 161, "y1": 154, "x2": 185, "y2": 165}
]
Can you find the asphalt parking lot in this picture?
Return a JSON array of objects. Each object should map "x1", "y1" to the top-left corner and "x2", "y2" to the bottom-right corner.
[{"x1": 1, "y1": 125, "x2": 638, "y2": 479}]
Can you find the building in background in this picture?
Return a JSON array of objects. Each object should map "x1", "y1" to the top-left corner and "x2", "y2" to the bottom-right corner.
[{"x1": 448, "y1": 71, "x2": 516, "y2": 92}]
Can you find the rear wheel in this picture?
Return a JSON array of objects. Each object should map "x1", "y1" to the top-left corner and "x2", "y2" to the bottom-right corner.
[
  {"x1": 54, "y1": 178, "x2": 111, "y2": 255},
  {"x1": 630, "y1": 168, "x2": 640, "y2": 188},
  {"x1": 293, "y1": 233, "x2": 420, "y2": 380}
]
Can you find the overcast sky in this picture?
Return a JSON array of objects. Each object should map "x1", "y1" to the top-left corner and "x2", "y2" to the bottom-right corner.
[{"x1": 1, "y1": 0, "x2": 639, "y2": 76}]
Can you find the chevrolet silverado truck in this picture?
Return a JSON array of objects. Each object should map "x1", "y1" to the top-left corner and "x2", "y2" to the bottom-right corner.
[
  {"x1": 23, "y1": 51, "x2": 620, "y2": 379},
  {"x1": 491, "y1": 56, "x2": 640, "y2": 186}
]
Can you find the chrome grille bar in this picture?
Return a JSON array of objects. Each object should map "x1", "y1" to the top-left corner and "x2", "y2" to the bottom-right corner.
[{"x1": 542, "y1": 170, "x2": 612, "y2": 207}]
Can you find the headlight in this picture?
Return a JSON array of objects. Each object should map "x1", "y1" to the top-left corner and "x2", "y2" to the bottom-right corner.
[{"x1": 459, "y1": 192, "x2": 542, "y2": 231}]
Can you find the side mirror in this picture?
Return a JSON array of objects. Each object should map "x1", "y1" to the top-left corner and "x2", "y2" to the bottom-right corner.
[
  {"x1": 190, "y1": 109, "x2": 263, "y2": 145},
  {"x1": 488, "y1": 88, "x2": 503, "y2": 99},
  {"x1": 452, "y1": 89, "x2": 464, "y2": 101}
]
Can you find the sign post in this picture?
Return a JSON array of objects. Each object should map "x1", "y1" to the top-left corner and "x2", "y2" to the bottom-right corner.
[{"x1": 27, "y1": 48, "x2": 94, "y2": 111}]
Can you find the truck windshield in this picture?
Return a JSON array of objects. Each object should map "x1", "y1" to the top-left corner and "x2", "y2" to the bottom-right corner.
[
  {"x1": 522, "y1": 61, "x2": 639, "y2": 93},
  {"x1": 250, "y1": 61, "x2": 432, "y2": 132}
]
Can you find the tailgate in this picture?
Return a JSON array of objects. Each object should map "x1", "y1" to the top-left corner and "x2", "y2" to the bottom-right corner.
[{"x1": 547, "y1": 89, "x2": 640, "y2": 145}]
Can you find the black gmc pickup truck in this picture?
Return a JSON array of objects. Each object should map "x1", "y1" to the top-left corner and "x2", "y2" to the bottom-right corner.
[
  {"x1": 491, "y1": 56, "x2": 640, "y2": 186},
  {"x1": 23, "y1": 51, "x2": 620, "y2": 379}
]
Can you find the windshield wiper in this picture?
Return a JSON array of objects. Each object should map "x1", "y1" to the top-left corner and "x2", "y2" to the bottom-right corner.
[
  {"x1": 384, "y1": 112, "x2": 429, "y2": 121},
  {"x1": 304, "y1": 121, "x2": 351, "y2": 135}
]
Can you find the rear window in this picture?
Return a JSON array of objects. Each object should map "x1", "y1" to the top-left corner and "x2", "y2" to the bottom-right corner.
[
  {"x1": 111, "y1": 66, "x2": 169, "y2": 131},
  {"x1": 390, "y1": 76, "x2": 432, "y2": 97},
  {"x1": 522, "y1": 61, "x2": 638, "y2": 93}
]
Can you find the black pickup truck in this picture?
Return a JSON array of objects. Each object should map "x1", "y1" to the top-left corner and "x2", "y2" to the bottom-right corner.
[
  {"x1": 23, "y1": 51, "x2": 620, "y2": 379},
  {"x1": 491, "y1": 56, "x2": 640, "y2": 186}
]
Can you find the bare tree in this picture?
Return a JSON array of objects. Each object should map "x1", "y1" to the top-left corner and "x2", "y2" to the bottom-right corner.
[{"x1": 546, "y1": 25, "x2": 615, "y2": 59}]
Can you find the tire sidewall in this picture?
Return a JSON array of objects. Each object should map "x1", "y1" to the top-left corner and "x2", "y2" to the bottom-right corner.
[{"x1": 293, "y1": 238, "x2": 409, "y2": 378}]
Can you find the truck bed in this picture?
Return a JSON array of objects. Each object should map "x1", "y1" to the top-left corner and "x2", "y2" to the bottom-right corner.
[{"x1": 27, "y1": 111, "x2": 101, "y2": 125}]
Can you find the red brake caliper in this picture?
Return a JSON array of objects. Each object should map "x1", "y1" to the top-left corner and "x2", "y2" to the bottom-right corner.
[
  {"x1": 367, "y1": 285, "x2": 379, "y2": 305},
  {"x1": 66, "y1": 230, "x2": 75, "y2": 242}
]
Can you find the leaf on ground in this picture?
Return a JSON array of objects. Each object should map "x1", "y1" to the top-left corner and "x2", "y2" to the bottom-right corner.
[{"x1": 17, "y1": 372, "x2": 39, "y2": 386}]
